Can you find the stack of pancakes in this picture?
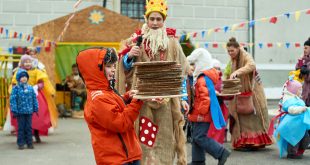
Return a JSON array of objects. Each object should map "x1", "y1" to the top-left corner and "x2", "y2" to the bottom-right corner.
[
  {"x1": 133, "y1": 61, "x2": 183, "y2": 96},
  {"x1": 221, "y1": 79, "x2": 241, "y2": 94}
]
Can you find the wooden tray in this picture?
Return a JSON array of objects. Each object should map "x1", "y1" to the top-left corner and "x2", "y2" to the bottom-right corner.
[
  {"x1": 217, "y1": 92, "x2": 241, "y2": 96},
  {"x1": 133, "y1": 94, "x2": 188, "y2": 99},
  {"x1": 133, "y1": 61, "x2": 176, "y2": 66}
]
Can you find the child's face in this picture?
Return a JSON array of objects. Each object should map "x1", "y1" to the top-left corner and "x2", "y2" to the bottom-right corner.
[
  {"x1": 23, "y1": 59, "x2": 33, "y2": 70},
  {"x1": 20, "y1": 76, "x2": 28, "y2": 84},
  {"x1": 104, "y1": 63, "x2": 116, "y2": 81},
  {"x1": 296, "y1": 87, "x2": 302, "y2": 97},
  {"x1": 188, "y1": 64, "x2": 195, "y2": 76}
]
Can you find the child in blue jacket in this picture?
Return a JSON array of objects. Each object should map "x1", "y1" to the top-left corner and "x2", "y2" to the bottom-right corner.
[{"x1": 10, "y1": 69, "x2": 38, "y2": 150}]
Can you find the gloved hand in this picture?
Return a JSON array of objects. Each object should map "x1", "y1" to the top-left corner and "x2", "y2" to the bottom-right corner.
[
  {"x1": 33, "y1": 85, "x2": 38, "y2": 96},
  {"x1": 300, "y1": 65, "x2": 309, "y2": 75}
]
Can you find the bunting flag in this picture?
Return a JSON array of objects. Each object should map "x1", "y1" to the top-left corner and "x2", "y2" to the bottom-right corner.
[
  {"x1": 176, "y1": 8, "x2": 310, "y2": 40},
  {"x1": 267, "y1": 43, "x2": 273, "y2": 48},
  {"x1": 0, "y1": 27, "x2": 3, "y2": 34},
  {"x1": 193, "y1": 32, "x2": 198, "y2": 38},
  {"x1": 204, "y1": 43, "x2": 209, "y2": 48},
  {"x1": 285, "y1": 43, "x2": 291, "y2": 48},
  {"x1": 186, "y1": 33, "x2": 190, "y2": 40},
  {"x1": 223, "y1": 26, "x2": 229, "y2": 33},
  {"x1": 180, "y1": 35, "x2": 185, "y2": 42},
  {"x1": 261, "y1": 17, "x2": 268, "y2": 22},
  {"x1": 277, "y1": 42, "x2": 283, "y2": 47},
  {"x1": 212, "y1": 43, "x2": 218, "y2": 48},
  {"x1": 258, "y1": 43, "x2": 263, "y2": 48},
  {"x1": 249, "y1": 43, "x2": 254, "y2": 48},
  {"x1": 231, "y1": 24, "x2": 238, "y2": 31},
  {"x1": 249, "y1": 20, "x2": 255, "y2": 28},
  {"x1": 36, "y1": 46, "x2": 41, "y2": 53},
  {"x1": 207, "y1": 29, "x2": 213, "y2": 36},
  {"x1": 295, "y1": 43, "x2": 301, "y2": 48},
  {"x1": 8, "y1": 47, "x2": 13, "y2": 54},
  {"x1": 295, "y1": 11, "x2": 301, "y2": 21},
  {"x1": 269, "y1": 17, "x2": 278, "y2": 24},
  {"x1": 201, "y1": 31, "x2": 205, "y2": 38}
]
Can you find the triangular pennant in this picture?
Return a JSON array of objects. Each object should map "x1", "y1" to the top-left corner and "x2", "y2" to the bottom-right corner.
[
  {"x1": 307, "y1": 9, "x2": 310, "y2": 14},
  {"x1": 180, "y1": 35, "x2": 185, "y2": 42},
  {"x1": 249, "y1": 21, "x2": 255, "y2": 28},
  {"x1": 0, "y1": 27, "x2": 3, "y2": 34},
  {"x1": 295, "y1": 11, "x2": 301, "y2": 21},
  {"x1": 284, "y1": 13, "x2": 290, "y2": 18},
  {"x1": 30, "y1": 37, "x2": 34, "y2": 43},
  {"x1": 13, "y1": 32, "x2": 18, "y2": 38},
  {"x1": 214, "y1": 28, "x2": 221, "y2": 32},
  {"x1": 201, "y1": 31, "x2": 205, "y2": 38},
  {"x1": 260, "y1": 17, "x2": 268, "y2": 22},
  {"x1": 204, "y1": 43, "x2": 209, "y2": 48},
  {"x1": 223, "y1": 26, "x2": 229, "y2": 33},
  {"x1": 185, "y1": 33, "x2": 190, "y2": 40},
  {"x1": 238, "y1": 22, "x2": 245, "y2": 28},
  {"x1": 267, "y1": 43, "x2": 273, "y2": 48},
  {"x1": 27, "y1": 35, "x2": 30, "y2": 41},
  {"x1": 285, "y1": 43, "x2": 290, "y2": 48},
  {"x1": 231, "y1": 24, "x2": 238, "y2": 31},
  {"x1": 8, "y1": 47, "x2": 13, "y2": 54},
  {"x1": 269, "y1": 17, "x2": 278, "y2": 24},
  {"x1": 222, "y1": 43, "x2": 226, "y2": 49},
  {"x1": 0, "y1": 47, "x2": 2, "y2": 52},
  {"x1": 45, "y1": 46, "x2": 51, "y2": 52},
  {"x1": 193, "y1": 32, "x2": 198, "y2": 38},
  {"x1": 207, "y1": 29, "x2": 213, "y2": 36},
  {"x1": 5, "y1": 29, "x2": 9, "y2": 38},
  {"x1": 36, "y1": 46, "x2": 41, "y2": 53},
  {"x1": 295, "y1": 43, "x2": 301, "y2": 48},
  {"x1": 249, "y1": 43, "x2": 254, "y2": 48},
  {"x1": 212, "y1": 43, "x2": 218, "y2": 48},
  {"x1": 19, "y1": 33, "x2": 22, "y2": 39},
  {"x1": 258, "y1": 43, "x2": 263, "y2": 49},
  {"x1": 277, "y1": 42, "x2": 283, "y2": 47},
  {"x1": 195, "y1": 43, "x2": 200, "y2": 48}
]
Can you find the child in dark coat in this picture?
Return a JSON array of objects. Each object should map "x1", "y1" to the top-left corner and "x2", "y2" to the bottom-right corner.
[{"x1": 10, "y1": 69, "x2": 38, "y2": 149}]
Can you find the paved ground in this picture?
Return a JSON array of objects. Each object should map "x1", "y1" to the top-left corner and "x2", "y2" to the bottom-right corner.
[{"x1": 0, "y1": 117, "x2": 309, "y2": 165}]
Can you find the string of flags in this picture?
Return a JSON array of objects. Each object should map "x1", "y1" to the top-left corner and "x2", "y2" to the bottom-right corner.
[
  {"x1": 180, "y1": 8, "x2": 310, "y2": 42},
  {"x1": 182, "y1": 42, "x2": 304, "y2": 49},
  {"x1": 0, "y1": 26, "x2": 56, "y2": 52}
]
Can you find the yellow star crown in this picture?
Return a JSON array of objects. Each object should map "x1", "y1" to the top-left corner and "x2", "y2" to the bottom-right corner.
[{"x1": 145, "y1": 0, "x2": 168, "y2": 20}]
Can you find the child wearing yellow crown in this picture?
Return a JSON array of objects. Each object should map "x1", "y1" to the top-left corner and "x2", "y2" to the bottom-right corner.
[{"x1": 117, "y1": 0, "x2": 190, "y2": 164}]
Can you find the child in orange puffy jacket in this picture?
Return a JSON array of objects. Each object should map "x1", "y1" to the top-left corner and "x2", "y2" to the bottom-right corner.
[
  {"x1": 76, "y1": 47, "x2": 143, "y2": 165},
  {"x1": 187, "y1": 48, "x2": 230, "y2": 165}
]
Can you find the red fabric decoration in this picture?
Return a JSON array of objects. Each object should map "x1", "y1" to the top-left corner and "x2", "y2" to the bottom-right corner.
[
  {"x1": 139, "y1": 116, "x2": 158, "y2": 147},
  {"x1": 45, "y1": 46, "x2": 51, "y2": 52},
  {"x1": 269, "y1": 17, "x2": 278, "y2": 24},
  {"x1": 306, "y1": 9, "x2": 310, "y2": 14},
  {"x1": 238, "y1": 23, "x2": 245, "y2": 28},
  {"x1": 212, "y1": 43, "x2": 218, "y2": 48},
  {"x1": 13, "y1": 32, "x2": 18, "y2": 38},
  {"x1": 295, "y1": 43, "x2": 301, "y2": 48},
  {"x1": 214, "y1": 28, "x2": 220, "y2": 32},
  {"x1": 27, "y1": 35, "x2": 30, "y2": 41},
  {"x1": 0, "y1": 27, "x2": 3, "y2": 34},
  {"x1": 267, "y1": 43, "x2": 273, "y2": 48},
  {"x1": 193, "y1": 32, "x2": 197, "y2": 38}
]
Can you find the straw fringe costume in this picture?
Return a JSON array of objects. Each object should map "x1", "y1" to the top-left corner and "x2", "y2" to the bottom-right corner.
[
  {"x1": 227, "y1": 49, "x2": 273, "y2": 149},
  {"x1": 117, "y1": 30, "x2": 189, "y2": 164}
]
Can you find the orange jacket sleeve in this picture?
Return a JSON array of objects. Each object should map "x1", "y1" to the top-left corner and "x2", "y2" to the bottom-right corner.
[
  {"x1": 91, "y1": 98, "x2": 143, "y2": 133},
  {"x1": 196, "y1": 77, "x2": 210, "y2": 115}
]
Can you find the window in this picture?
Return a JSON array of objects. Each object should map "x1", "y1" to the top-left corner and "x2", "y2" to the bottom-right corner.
[{"x1": 121, "y1": 0, "x2": 146, "y2": 21}]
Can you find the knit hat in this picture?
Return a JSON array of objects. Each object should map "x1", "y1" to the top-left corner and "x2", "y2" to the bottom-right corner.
[
  {"x1": 187, "y1": 48, "x2": 213, "y2": 82},
  {"x1": 304, "y1": 37, "x2": 310, "y2": 46},
  {"x1": 20, "y1": 54, "x2": 32, "y2": 67},
  {"x1": 286, "y1": 79, "x2": 302, "y2": 95},
  {"x1": 16, "y1": 69, "x2": 29, "y2": 82}
]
